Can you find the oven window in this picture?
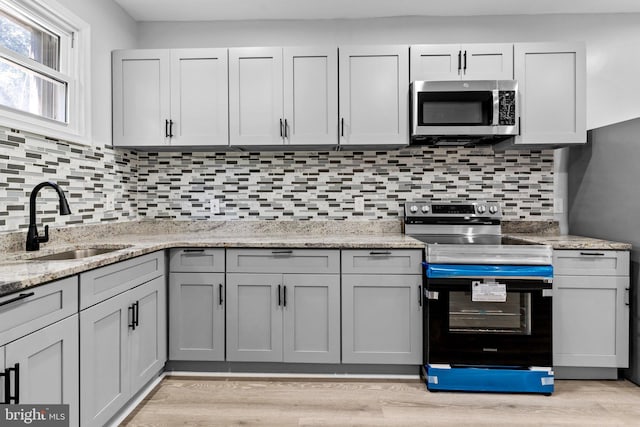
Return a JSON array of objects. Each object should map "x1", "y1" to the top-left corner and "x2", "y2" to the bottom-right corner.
[
  {"x1": 418, "y1": 91, "x2": 493, "y2": 126},
  {"x1": 448, "y1": 292, "x2": 532, "y2": 335}
]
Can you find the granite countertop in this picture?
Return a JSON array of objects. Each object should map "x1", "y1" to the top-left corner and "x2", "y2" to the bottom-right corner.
[{"x1": 0, "y1": 220, "x2": 632, "y2": 297}]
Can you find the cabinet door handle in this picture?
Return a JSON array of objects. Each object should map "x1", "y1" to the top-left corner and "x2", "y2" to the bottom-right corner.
[
  {"x1": 626, "y1": 287, "x2": 630, "y2": 306},
  {"x1": 463, "y1": 50, "x2": 467, "y2": 72},
  {"x1": 341, "y1": 118, "x2": 344, "y2": 137},
  {"x1": 169, "y1": 120, "x2": 175, "y2": 138},
  {"x1": 283, "y1": 285, "x2": 287, "y2": 307},
  {"x1": 369, "y1": 251, "x2": 391, "y2": 256},
  {"x1": 128, "y1": 304, "x2": 136, "y2": 330},
  {"x1": 579, "y1": 252, "x2": 605, "y2": 256},
  {"x1": 457, "y1": 50, "x2": 462, "y2": 72},
  {"x1": 165, "y1": 119, "x2": 170, "y2": 138},
  {"x1": 134, "y1": 301, "x2": 140, "y2": 327},
  {"x1": 277, "y1": 285, "x2": 282, "y2": 306},
  {"x1": 418, "y1": 285, "x2": 423, "y2": 307},
  {"x1": 219, "y1": 284, "x2": 224, "y2": 306},
  {"x1": 0, "y1": 292, "x2": 34, "y2": 308},
  {"x1": 2, "y1": 363, "x2": 19, "y2": 404},
  {"x1": 284, "y1": 119, "x2": 288, "y2": 139},
  {"x1": 518, "y1": 117, "x2": 521, "y2": 136},
  {"x1": 280, "y1": 119, "x2": 284, "y2": 138},
  {"x1": 183, "y1": 249, "x2": 205, "y2": 253}
]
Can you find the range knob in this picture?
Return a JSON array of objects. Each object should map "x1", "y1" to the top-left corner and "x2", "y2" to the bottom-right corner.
[
  {"x1": 489, "y1": 205, "x2": 498, "y2": 214},
  {"x1": 476, "y1": 205, "x2": 486, "y2": 214},
  {"x1": 410, "y1": 205, "x2": 418, "y2": 213},
  {"x1": 421, "y1": 205, "x2": 430, "y2": 213}
]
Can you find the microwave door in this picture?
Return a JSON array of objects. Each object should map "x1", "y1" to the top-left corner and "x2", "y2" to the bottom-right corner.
[{"x1": 415, "y1": 91, "x2": 495, "y2": 135}]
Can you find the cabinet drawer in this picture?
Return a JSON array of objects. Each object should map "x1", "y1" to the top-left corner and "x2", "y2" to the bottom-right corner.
[
  {"x1": 553, "y1": 250, "x2": 629, "y2": 276},
  {"x1": 170, "y1": 248, "x2": 225, "y2": 272},
  {"x1": 342, "y1": 249, "x2": 423, "y2": 275},
  {"x1": 226, "y1": 249, "x2": 339, "y2": 274},
  {"x1": 80, "y1": 251, "x2": 165, "y2": 309},
  {"x1": 0, "y1": 276, "x2": 78, "y2": 345}
]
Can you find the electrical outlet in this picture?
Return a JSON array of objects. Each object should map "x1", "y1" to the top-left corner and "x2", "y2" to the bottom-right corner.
[{"x1": 210, "y1": 199, "x2": 220, "y2": 214}]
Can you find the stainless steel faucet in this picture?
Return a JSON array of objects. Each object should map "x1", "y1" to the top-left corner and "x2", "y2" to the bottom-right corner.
[{"x1": 26, "y1": 181, "x2": 71, "y2": 251}]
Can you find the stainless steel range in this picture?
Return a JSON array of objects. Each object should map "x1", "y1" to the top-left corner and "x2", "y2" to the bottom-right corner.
[{"x1": 404, "y1": 201, "x2": 555, "y2": 394}]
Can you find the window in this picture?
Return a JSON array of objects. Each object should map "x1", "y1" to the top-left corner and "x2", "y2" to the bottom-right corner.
[{"x1": 0, "y1": 0, "x2": 90, "y2": 143}]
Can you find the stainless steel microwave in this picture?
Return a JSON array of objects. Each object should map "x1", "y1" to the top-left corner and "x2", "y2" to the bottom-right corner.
[{"x1": 410, "y1": 80, "x2": 519, "y2": 146}]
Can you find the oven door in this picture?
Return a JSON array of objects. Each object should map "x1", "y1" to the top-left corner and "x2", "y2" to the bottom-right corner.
[{"x1": 426, "y1": 275, "x2": 552, "y2": 368}]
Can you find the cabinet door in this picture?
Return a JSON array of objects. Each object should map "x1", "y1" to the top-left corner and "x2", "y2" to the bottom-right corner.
[
  {"x1": 342, "y1": 274, "x2": 422, "y2": 364},
  {"x1": 339, "y1": 45, "x2": 409, "y2": 146},
  {"x1": 410, "y1": 44, "x2": 462, "y2": 81},
  {"x1": 129, "y1": 276, "x2": 167, "y2": 393},
  {"x1": 169, "y1": 272, "x2": 225, "y2": 361},
  {"x1": 226, "y1": 273, "x2": 283, "y2": 362},
  {"x1": 80, "y1": 290, "x2": 130, "y2": 427},
  {"x1": 112, "y1": 49, "x2": 171, "y2": 147},
  {"x1": 514, "y1": 42, "x2": 586, "y2": 145},
  {"x1": 553, "y1": 275, "x2": 629, "y2": 368},
  {"x1": 5, "y1": 315, "x2": 79, "y2": 427},
  {"x1": 229, "y1": 47, "x2": 284, "y2": 146},
  {"x1": 283, "y1": 47, "x2": 338, "y2": 146},
  {"x1": 170, "y1": 48, "x2": 229, "y2": 146},
  {"x1": 282, "y1": 274, "x2": 340, "y2": 363},
  {"x1": 462, "y1": 44, "x2": 513, "y2": 80}
]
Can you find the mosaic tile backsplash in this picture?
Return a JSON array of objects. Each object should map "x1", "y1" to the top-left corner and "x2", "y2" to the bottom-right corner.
[
  {"x1": 136, "y1": 147, "x2": 554, "y2": 221},
  {"x1": 0, "y1": 125, "x2": 554, "y2": 234}
]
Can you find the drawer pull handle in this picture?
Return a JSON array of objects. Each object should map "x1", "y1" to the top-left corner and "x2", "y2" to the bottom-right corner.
[
  {"x1": 183, "y1": 249, "x2": 205, "y2": 253},
  {"x1": 579, "y1": 252, "x2": 605, "y2": 256},
  {"x1": 283, "y1": 285, "x2": 287, "y2": 307},
  {"x1": 0, "y1": 292, "x2": 35, "y2": 308},
  {"x1": 272, "y1": 250, "x2": 293, "y2": 255},
  {"x1": 369, "y1": 251, "x2": 391, "y2": 256},
  {"x1": 277, "y1": 285, "x2": 282, "y2": 306}
]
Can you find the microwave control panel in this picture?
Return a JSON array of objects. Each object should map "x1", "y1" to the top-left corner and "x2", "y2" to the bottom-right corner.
[{"x1": 498, "y1": 91, "x2": 516, "y2": 126}]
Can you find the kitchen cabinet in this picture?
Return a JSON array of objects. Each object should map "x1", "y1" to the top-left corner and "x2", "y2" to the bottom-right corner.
[
  {"x1": 80, "y1": 259, "x2": 166, "y2": 427},
  {"x1": 341, "y1": 250, "x2": 423, "y2": 364},
  {"x1": 553, "y1": 250, "x2": 629, "y2": 378},
  {"x1": 0, "y1": 280, "x2": 79, "y2": 427},
  {"x1": 226, "y1": 249, "x2": 340, "y2": 363},
  {"x1": 4, "y1": 315, "x2": 79, "y2": 427},
  {"x1": 338, "y1": 45, "x2": 409, "y2": 147},
  {"x1": 508, "y1": 42, "x2": 586, "y2": 147},
  {"x1": 410, "y1": 44, "x2": 513, "y2": 81},
  {"x1": 229, "y1": 47, "x2": 338, "y2": 147},
  {"x1": 169, "y1": 248, "x2": 226, "y2": 361},
  {"x1": 112, "y1": 48, "x2": 229, "y2": 147}
]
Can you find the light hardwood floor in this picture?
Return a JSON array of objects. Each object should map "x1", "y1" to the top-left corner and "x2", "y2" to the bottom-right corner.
[{"x1": 121, "y1": 377, "x2": 640, "y2": 426}]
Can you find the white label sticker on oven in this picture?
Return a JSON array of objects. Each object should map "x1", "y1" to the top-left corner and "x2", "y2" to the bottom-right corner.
[{"x1": 472, "y1": 281, "x2": 507, "y2": 302}]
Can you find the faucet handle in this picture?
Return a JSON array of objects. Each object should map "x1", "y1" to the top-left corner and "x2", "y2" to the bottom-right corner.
[{"x1": 38, "y1": 225, "x2": 50, "y2": 243}]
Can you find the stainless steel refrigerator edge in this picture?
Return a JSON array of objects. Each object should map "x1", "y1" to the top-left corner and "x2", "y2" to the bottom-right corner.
[{"x1": 567, "y1": 117, "x2": 640, "y2": 383}]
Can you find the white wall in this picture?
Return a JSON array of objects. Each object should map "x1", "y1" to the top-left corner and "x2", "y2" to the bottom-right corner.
[
  {"x1": 56, "y1": 0, "x2": 138, "y2": 146},
  {"x1": 137, "y1": 13, "x2": 640, "y2": 130}
]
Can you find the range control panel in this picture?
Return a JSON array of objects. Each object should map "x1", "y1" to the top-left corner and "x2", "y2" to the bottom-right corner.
[{"x1": 403, "y1": 202, "x2": 501, "y2": 219}]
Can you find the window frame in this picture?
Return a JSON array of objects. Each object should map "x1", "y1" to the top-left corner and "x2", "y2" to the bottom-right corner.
[{"x1": 0, "y1": 0, "x2": 91, "y2": 145}]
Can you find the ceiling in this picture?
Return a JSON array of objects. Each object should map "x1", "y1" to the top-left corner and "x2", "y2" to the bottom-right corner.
[{"x1": 113, "y1": 0, "x2": 640, "y2": 22}]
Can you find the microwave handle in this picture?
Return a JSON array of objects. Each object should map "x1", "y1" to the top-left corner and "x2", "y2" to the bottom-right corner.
[{"x1": 492, "y1": 89, "x2": 499, "y2": 126}]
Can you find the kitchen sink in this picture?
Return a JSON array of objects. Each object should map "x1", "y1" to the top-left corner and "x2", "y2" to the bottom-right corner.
[{"x1": 30, "y1": 246, "x2": 129, "y2": 261}]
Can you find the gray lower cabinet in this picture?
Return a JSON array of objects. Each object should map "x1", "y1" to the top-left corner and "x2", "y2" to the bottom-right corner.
[
  {"x1": 4, "y1": 315, "x2": 79, "y2": 427},
  {"x1": 341, "y1": 249, "x2": 424, "y2": 365},
  {"x1": 80, "y1": 275, "x2": 166, "y2": 426},
  {"x1": 169, "y1": 271, "x2": 225, "y2": 361},
  {"x1": 226, "y1": 272, "x2": 340, "y2": 363},
  {"x1": 553, "y1": 250, "x2": 630, "y2": 376}
]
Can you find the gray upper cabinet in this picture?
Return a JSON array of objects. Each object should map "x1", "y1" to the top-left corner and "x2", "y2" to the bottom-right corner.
[
  {"x1": 553, "y1": 250, "x2": 630, "y2": 375},
  {"x1": 226, "y1": 249, "x2": 341, "y2": 363},
  {"x1": 112, "y1": 48, "x2": 229, "y2": 148},
  {"x1": 169, "y1": 248, "x2": 226, "y2": 361},
  {"x1": 4, "y1": 315, "x2": 79, "y2": 427},
  {"x1": 229, "y1": 46, "x2": 338, "y2": 147},
  {"x1": 510, "y1": 42, "x2": 586, "y2": 147},
  {"x1": 410, "y1": 43, "x2": 513, "y2": 81},
  {"x1": 338, "y1": 45, "x2": 409, "y2": 147}
]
